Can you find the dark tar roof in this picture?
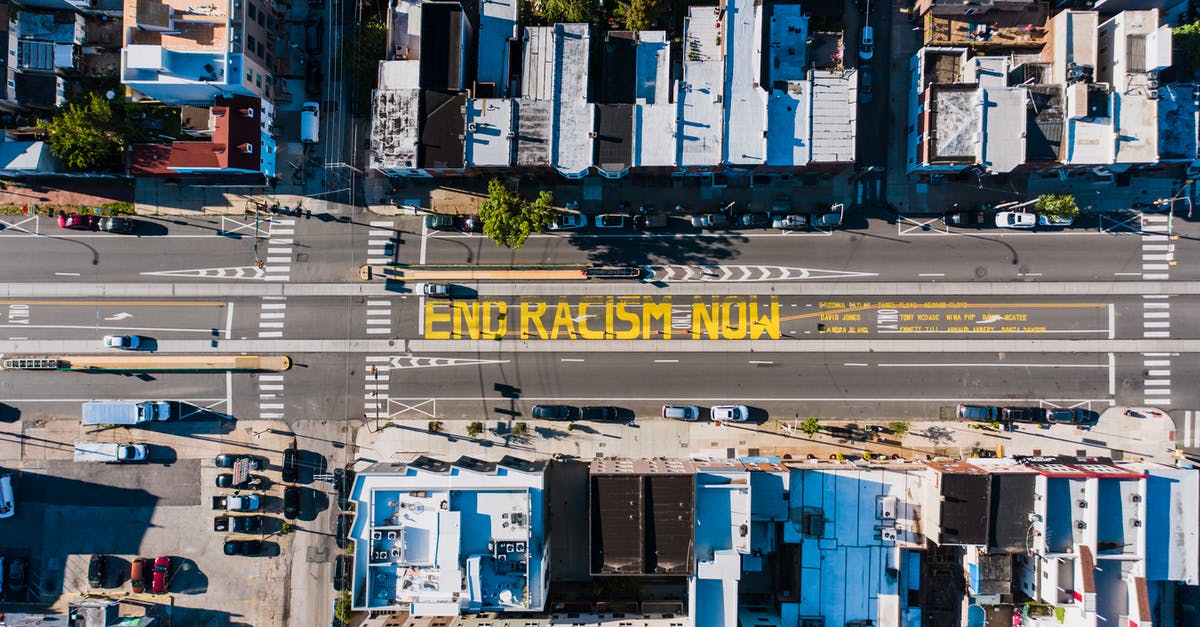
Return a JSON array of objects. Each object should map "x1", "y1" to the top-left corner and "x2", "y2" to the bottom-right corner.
[
  {"x1": 419, "y1": 90, "x2": 466, "y2": 169},
  {"x1": 976, "y1": 553, "x2": 1013, "y2": 596},
  {"x1": 594, "y1": 104, "x2": 632, "y2": 173},
  {"x1": 590, "y1": 471, "x2": 695, "y2": 576},
  {"x1": 939, "y1": 473, "x2": 990, "y2": 545},
  {"x1": 420, "y1": 2, "x2": 466, "y2": 91},
  {"x1": 645, "y1": 475, "x2": 694, "y2": 574},
  {"x1": 1026, "y1": 85, "x2": 1062, "y2": 162},
  {"x1": 591, "y1": 474, "x2": 644, "y2": 574},
  {"x1": 15, "y1": 73, "x2": 56, "y2": 109},
  {"x1": 601, "y1": 31, "x2": 637, "y2": 104},
  {"x1": 988, "y1": 474, "x2": 1035, "y2": 552}
]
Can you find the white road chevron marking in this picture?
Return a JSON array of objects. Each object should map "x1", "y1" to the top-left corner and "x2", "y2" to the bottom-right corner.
[
  {"x1": 388, "y1": 356, "x2": 511, "y2": 369},
  {"x1": 141, "y1": 266, "x2": 266, "y2": 280},
  {"x1": 642, "y1": 265, "x2": 877, "y2": 282}
]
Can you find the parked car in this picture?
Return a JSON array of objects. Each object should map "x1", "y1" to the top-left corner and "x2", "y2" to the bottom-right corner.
[
  {"x1": 305, "y1": 62, "x2": 323, "y2": 98},
  {"x1": 424, "y1": 214, "x2": 457, "y2": 230},
  {"x1": 214, "y1": 454, "x2": 264, "y2": 470},
  {"x1": 737, "y1": 212, "x2": 770, "y2": 228},
  {"x1": 281, "y1": 445, "x2": 299, "y2": 483},
  {"x1": 531, "y1": 405, "x2": 575, "y2": 420},
  {"x1": 422, "y1": 283, "x2": 453, "y2": 298},
  {"x1": 772, "y1": 214, "x2": 808, "y2": 230},
  {"x1": 859, "y1": 26, "x2": 874, "y2": 60},
  {"x1": 956, "y1": 404, "x2": 1001, "y2": 422},
  {"x1": 942, "y1": 210, "x2": 988, "y2": 227},
  {"x1": 283, "y1": 486, "x2": 300, "y2": 519},
  {"x1": 58, "y1": 213, "x2": 98, "y2": 230},
  {"x1": 333, "y1": 554, "x2": 349, "y2": 591},
  {"x1": 662, "y1": 405, "x2": 701, "y2": 421},
  {"x1": 1037, "y1": 213, "x2": 1074, "y2": 227},
  {"x1": 1003, "y1": 407, "x2": 1048, "y2": 424},
  {"x1": 215, "y1": 473, "x2": 269, "y2": 490},
  {"x1": 459, "y1": 215, "x2": 483, "y2": 232},
  {"x1": 151, "y1": 556, "x2": 169, "y2": 594},
  {"x1": 594, "y1": 214, "x2": 626, "y2": 229},
  {"x1": 580, "y1": 406, "x2": 620, "y2": 421},
  {"x1": 710, "y1": 405, "x2": 749, "y2": 422},
  {"x1": 304, "y1": 17, "x2": 323, "y2": 55},
  {"x1": 224, "y1": 539, "x2": 263, "y2": 556},
  {"x1": 859, "y1": 66, "x2": 873, "y2": 104},
  {"x1": 547, "y1": 214, "x2": 587, "y2": 231},
  {"x1": 1047, "y1": 408, "x2": 1097, "y2": 425},
  {"x1": 98, "y1": 217, "x2": 137, "y2": 234},
  {"x1": 690, "y1": 213, "x2": 729, "y2": 229},
  {"x1": 87, "y1": 554, "x2": 106, "y2": 588},
  {"x1": 336, "y1": 513, "x2": 352, "y2": 549},
  {"x1": 103, "y1": 335, "x2": 141, "y2": 350},
  {"x1": 5, "y1": 556, "x2": 27, "y2": 595},
  {"x1": 130, "y1": 557, "x2": 149, "y2": 593},
  {"x1": 214, "y1": 515, "x2": 263, "y2": 533},
  {"x1": 633, "y1": 214, "x2": 669, "y2": 229},
  {"x1": 995, "y1": 211, "x2": 1036, "y2": 229},
  {"x1": 810, "y1": 206, "x2": 844, "y2": 228}
]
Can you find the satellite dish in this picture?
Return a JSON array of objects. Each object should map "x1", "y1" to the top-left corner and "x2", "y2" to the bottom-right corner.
[{"x1": 105, "y1": 90, "x2": 115, "y2": 100}]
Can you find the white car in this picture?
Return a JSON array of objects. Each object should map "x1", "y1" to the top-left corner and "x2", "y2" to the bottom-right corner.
[
  {"x1": 994, "y1": 211, "x2": 1036, "y2": 229},
  {"x1": 103, "y1": 335, "x2": 140, "y2": 350},
  {"x1": 547, "y1": 214, "x2": 587, "y2": 231},
  {"x1": 710, "y1": 405, "x2": 750, "y2": 422},
  {"x1": 595, "y1": 214, "x2": 626, "y2": 229}
]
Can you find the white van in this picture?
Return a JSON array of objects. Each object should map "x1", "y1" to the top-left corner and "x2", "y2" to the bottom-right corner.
[
  {"x1": 301, "y1": 101, "x2": 320, "y2": 144},
  {"x1": 0, "y1": 474, "x2": 13, "y2": 519}
]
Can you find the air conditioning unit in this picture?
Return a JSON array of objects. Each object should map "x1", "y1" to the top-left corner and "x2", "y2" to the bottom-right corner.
[
  {"x1": 881, "y1": 528, "x2": 897, "y2": 542},
  {"x1": 1078, "y1": 500, "x2": 1088, "y2": 509},
  {"x1": 1147, "y1": 89, "x2": 1159, "y2": 100},
  {"x1": 1130, "y1": 493, "x2": 1142, "y2": 503},
  {"x1": 467, "y1": 122, "x2": 478, "y2": 132},
  {"x1": 1130, "y1": 519, "x2": 1142, "y2": 527},
  {"x1": 881, "y1": 496, "x2": 897, "y2": 520},
  {"x1": 1076, "y1": 520, "x2": 1087, "y2": 530}
]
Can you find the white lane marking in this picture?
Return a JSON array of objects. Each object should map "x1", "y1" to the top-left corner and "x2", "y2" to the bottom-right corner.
[
  {"x1": 1143, "y1": 302, "x2": 1170, "y2": 309},
  {"x1": 266, "y1": 256, "x2": 291, "y2": 264},
  {"x1": 1144, "y1": 331, "x2": 1170, "y2": 338},
  {"x1": 268, "y1": 238, "x2": 293, "y2": 245},
  {"x1": 1108, "y1": 352, "x2": 1115, "y2": 396},
  {"x1": 263, "y1": 296, "x2": 287, "y2": 300},
  {"x1": 7, "y1": 337, "x2": 27, "y2": 340},
  {"x1": 420, "y1": 221, "x2": 428, "y2": 265},
  {"x1": 259, "y1": 322, "x2": 284, "y2": 328},
  {"x1": 259, "y1": 403, "x2": 285, "y2": 409},
  {"x1": 259, "y1": 413, "x2": 285, "y2": 418},
  {"x1": 54, "y1": 272, "x2": 81, "y2": 276},
  {"x1": 225, "y1": 302, "x2": 234, "y2": 339},
  {"x1": 1143, "y1": 388, "x2": 1171, "y2": 396},
  {"x1": 560, "y1": 358, "x2": 585, "y2": 362},
  {"x1": 0, "y1": 323, "x2": 219, "y2": 333},
  {"x1": 260, "y1": 375, "x2": 284, "y2": 381},
  {"x1": 878, "y1": 362, "x2": 1109, "y2": 368},
  {"x1": 1143, "y1": 360, "x2": 1170, "y2": 366},
  {"x1": 366, "y1": 318, "x2": 391, "y2": 325},
  {"x1": 226, "y1": 371, "x2": 233, "y2": 421},
  {"x1": 264, "y1": 275, "x2": 289, "y2": 282},
  {"x1": 262, "y1": 304, "x2": 286, "y2": 311},
  {"x1": 367, "y1": 300, "x2": 390, "y2": 306},
  {"x1": 1144, "y1": 380, "x2": 1171, "y2": 387},
  {"x1": 1143, "y1": 322, "x2": 1170, "y2": 328},
  {"x1": 1143, "y1": 264, "x2": 1170, "y2": 271},
  {"x1": 654, "y1": 359, "x2": 679, "y2": 363},
  {"x1": 365, "y1": 356, "x2": 389, "y2": 362},
  {"x1": 1148, "y1": 370, "x2": 1171, "y2": 376},
  {"x1": 366, "y1": 328, "x2": 391, "y2": 334},
  {"x1": 370, "y1": 221, "x2": 394, "y2": 227},
  {"x1": 1108, "y1": 304, "x2": 1115, "y2": 340},
  {"x1": 844, "y1": 363, "x2": 869, "y2": 367},
  {"x1": 270, "y1": 228, "x2": 295, "y2": 236},
  {"x1": 369, "y1": 229, "x2": 392, "y2": 236},
  {"x1": 259, "y1": 312, "x2": 286, "y2": 319},
  {"x1": 1143, "y1": 254, "x2": 1173, "y2": 261},
  {"x1": 1144, "y1": 274, "x2": 1170, "y2": 280},
  {"x1": 748, "y1": 360, "x2": 775, "y2": 364},
  {"x1": 260, "y1": 384, "x2": 285, "y2": 391},
  {"x1": 366, "y1": 309, "x2": 391, "y2": 315},
  {"x1": 264, "y1": 265, "x2": 290, "y2": 273},
  {"x1": 267, "y1": 247, "x2": 292, "y2": 254},
  {"x1": 1017, "y1": 272, "x2": 1043, "y2": 277},
  {"x1": 918, "y1": 273, "x2": 945, "y2": 277},
  {"x1": 1114, "y1": 272, "x2": 1143, "y2": 276},
  {"x1": 418, "y1": 295, "x2": 425, "y2": 330},
  {"x1": 1143, "y1": 312, "x2": 1170, "y2": 318},
  {"x1": 258, "y1": 331, "x2": 283, "y2": 337},
  {"x1": 1142, "y1": 294, "x2": 1170, "y2": 299}
]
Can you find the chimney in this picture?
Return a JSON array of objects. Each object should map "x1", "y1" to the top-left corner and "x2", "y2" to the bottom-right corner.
[
  {"x1": 238, "y1": 107, "x2": 255, "y2": 118},
  {"x1": 237, "y1": 143, "x2": 255, "y2": 154}
]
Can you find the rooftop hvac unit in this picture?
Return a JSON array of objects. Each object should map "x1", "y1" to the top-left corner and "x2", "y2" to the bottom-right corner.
[
  {"x1": 1078, "y1": 500, "x2": 1088, "y2": 509},
  {"x1": 881, "y1": 497, "x2": 897, "y2": 520},
  {"x1": 881, "y1": 528, "x2": 897, "y2": 542},
  {"x1": 467, "y1": 123, "x2": 478, "y2": 132}
]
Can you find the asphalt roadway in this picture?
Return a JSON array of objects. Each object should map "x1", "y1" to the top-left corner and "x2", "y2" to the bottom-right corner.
[{"x1": 0, "y1": 210, "x2": 1195, "y2": 426}]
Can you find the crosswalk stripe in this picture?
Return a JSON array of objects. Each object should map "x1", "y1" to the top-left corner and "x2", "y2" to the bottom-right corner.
[
  {"x1": 1143, "y1": 360, "x2": 1170, "y2": 366},
  {"x1": 370, "y1": 221, "x2": 394, "y2": 227},
  {"x1": 1144, "y1": 380, "x2": 1171, "y2": 387},
  {"x1": 366, "y1": 328, "x2": 391, "y2": 334},
  {"x1": 1148, "y1": 370, "x2": 1171, "y2": 376},
  {"x1": 1143, "y1": 331, "x2": 1170, "y2": 338},
  {"x1": 258, "y1": 331, "x2": 283, "y2": 337}
]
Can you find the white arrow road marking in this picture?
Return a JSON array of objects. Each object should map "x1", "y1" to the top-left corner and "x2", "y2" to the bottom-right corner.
[
  {"x1": 643, "y1": 265, "x2": 876, "y2": 282},
  {"x1": 104, "y1": 312, "x2": 133, "y2": 321},
  {"x1": 141, "y1": 266, "x2": 267, "y2": 280},
  {"x1": 389, "y1": 356, "x2": 511, "y2": 369}
]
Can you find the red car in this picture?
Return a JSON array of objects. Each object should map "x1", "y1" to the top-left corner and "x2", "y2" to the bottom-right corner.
[
  {"x1": 151, "y1": 555, "x2": 170, "y2": 593},
  {"x1": 57, "y1": 213, "x2": 98, "y2": 230}
]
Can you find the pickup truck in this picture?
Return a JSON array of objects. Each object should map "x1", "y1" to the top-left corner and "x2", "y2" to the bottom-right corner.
[
  {"x1": 214, "y1": 515, "x2": 263, "y2": 533},
  {"x1": 74, "y1": 442, "x2": 148, "y2": 463},
  {"x1": 211, "y1": 494, "x2": 261, "y2": 512},
  {"x1": 82, "y1": 401, "x2": 171, "y2": 425}
]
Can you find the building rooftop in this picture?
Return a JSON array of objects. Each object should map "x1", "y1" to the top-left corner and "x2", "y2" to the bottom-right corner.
[
  {"x1": 513, "y1": 98, "x2": 551, "y2": 167},
  {"x1": 766, "y1": 81, "x2": 809, "y2": 165},
  {"x1": 925, "y1": 4, "x2": 1048, "y2": 49},
  {"x1": 419, "y1": 1, "x2": 467, "y2": 91},
  {"x1": 938, "y1": 472, "x2": 990, "y2": 545},
  {"x1": 476, "y1": 0, "x2": 517, "y2": 96},
  {"x1": 633, "y1": 102, "x2": 676, "y2": 167},
  {"x1": 419, "y1": 90, "x2": 466, "y2": 170},
  {"x1": 809, "y1": 70, "x2": 857, "y2": 163},
  {"x1": 589, "y1": 458, "x2": 695, "y2": 576},
  {"x1": 694, "y1": 467, "x2": 750, "y2": 627},
  {"x1": 594, "y1": 103, "x2": 632, "y2": 174},
  {"x1": 931, "y1": 85, "x2": 979, "y2": 161},
  {"x1": 13, "y1": 11, "x2": 84, "y2": 44},
  {"x1": 634, "y1": 31, "x2": 670, "y2": 105},
  {"x1": 1049, "y1": 10, "x2": 1098, "y2": 86},
  {"x1": 987, "y1": 473, "x2": 1035, "y2": 552},
  {"x1": 724, "y1": 0, "x2": 766, "y2": 165},
  {"x1": 129, "y1": 95, "x2": 262, "y2": 175},
  {"x1": 124, "y1": 0, "x2": 228, "y2": 52},
  {"x1": 979, "y1": 86, "x2": 1027, "y2": 173},
  {"x1": 523, "y1": 24, "x2": 593, "y2": 175},
  {"x1": 600, "y1": 31, "x2": 637, "y2": 104},
  {"x1": 767, "y1": 3, "x2": 808, "y2": 84},
  {"x1": 679, "y1": 6, "x2": 724, "y2": 167},
  {"x1": 464, "y1": 98, "x2": 513, "y2": 167},
  {"x1": 1026, "y1": 85, "x2": 1063, "y2": 161},
  {"x1": 368, "y1": 88, "x2": 420, "y2": 172},
  {"x1": 1157, "y1": 83, "x2": 1198, "y2": 161}
]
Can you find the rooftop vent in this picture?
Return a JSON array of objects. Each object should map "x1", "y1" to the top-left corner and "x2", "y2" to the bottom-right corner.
[{"x1": 237, "y1": 143, "x2": 254, "y2": 154}]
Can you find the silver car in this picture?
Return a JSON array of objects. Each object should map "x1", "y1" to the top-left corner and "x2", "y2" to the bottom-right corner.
[
  {"x1": 710, "y1": 405, "x2": 749, "y2": 422},
  {"x1": 662, "y1": 405, "x2": 701, "y2": 421},
  {"x1": 548, "y1": 214, "x2": 587, "y2": 230},
  {"x1": 772, "y1": 214, "x2": 808, "y2": 230}
]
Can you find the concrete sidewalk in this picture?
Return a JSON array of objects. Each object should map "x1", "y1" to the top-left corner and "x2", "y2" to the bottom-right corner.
[{"x1": 354, "y1": 406, "x2": 1177, "y2": 466}]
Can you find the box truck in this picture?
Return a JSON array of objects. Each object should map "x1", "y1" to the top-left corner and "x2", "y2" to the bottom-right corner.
[{"x1": 81, "y1": 401, "x2": 171, "y2": 425}]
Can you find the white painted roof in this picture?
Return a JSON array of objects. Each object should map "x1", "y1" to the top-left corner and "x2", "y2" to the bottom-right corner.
[
  {"x1": 766, "y1": 81, "x2": 810, "y2": 165},
  {"x1": 634, "y1": 31, "x2": 671, "y2": 105},
  {"x1": 634, "y1": 102, "x2": 677, "y2": 167},
  {"x1": 465, "y1": 98, "x2": 513, "y2": 167},
  {"x1": 979, "y1": 86, "x2": 1027, "y2": 173},
  {"x1": 809, "y1": 70, "x2": 857, "y2": 163},
  {"x1": 724, "y1": 0, "x2": 766, "y2": 165},
  {"x1": 679, "y1": 7, "x2": 724, "y2": 166}
]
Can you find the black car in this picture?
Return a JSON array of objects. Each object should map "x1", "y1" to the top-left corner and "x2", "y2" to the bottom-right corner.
[
  {"x1": 224, "y1": 539, "x2": 263, "y2": 556},
  {"x1": 459, "y1": 215, "x2": 483, "y2": 232},
  {"x1": 580, "y1": 406, "x2": 620, "y2": 421},
  {"x1": 737, "y1": 212, "x2": 770, "y2": 228},
  {"x1": 283, "y1": 486, "x2": 300, "y2": 519},
  {"x1": 633, "y1": 214, "x2": 669, "y2": 229},
  {"x1": 214, "y1": 515, "x2": 262, "y2": 533},
  {"x1": 1047, "y1": 408, "x2": 1098, "y2": 426},
  {"x1": 6, "y1": 556, "x2": 27, "y2": 594},
  {"x1": 531, "y1": 405, "x2": 575, "y2": 420},
  {"x1": 333, "y1": 554, "x2": 349, "y2": 591},
  {"x1": 98, "y1": 217, "x2": 137, "y2": 234},
  {"x1": 215, "y1": 473, "x2": 270, "y2": 490},
  {"x1": 335, "y1": 513, "x2": 352, "y2": 549},
  {"x1": 281, "y1": 446, "x2": 299, "y2": 483},
  {"x1": 305, "y1": 17, "x2": 324, "y2": 55},
  {"x1": 333, "y1": 468, "x2": 355, "y2": 511},
  {"x1": 942, "y1": 210, "x2": 988, "y2": 227},
  {"x1": 214, "y1": 454, "x2": 264, "y2": 470},
  {"x1": 87, "y1": 554, "x2": 106, "y2": 588},
  {"x1": 1003, "y1": 407, "x2": 1048, "y2": 424}
]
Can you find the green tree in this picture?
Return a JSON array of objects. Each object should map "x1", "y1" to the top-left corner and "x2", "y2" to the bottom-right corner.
[
  {"x1": 531, "y1": 0, "x2": 597, "y2": 23},
  {"x1": 888, "y1": 421, "x2": 910, "y2": 438},
  {"x1": 1035, "y1": 193, "x2": 1079, "y2": 221},
  {"x1": 478, "y1": 179, "x2": 554, "y2": 249},
  {"x1": 38, "y1": 94, "x2": 124, "y2": 171},
  {"x1": 614, "y1": 0, "x2": 666, "y2": 32},
  {"x1": 348, "y1": 18, "x2": 388, "y2": 116},
  {"x1": 800, "y1": 417, "x2": 821, "y2": 437},
  {"x1": 334, "y1": 590, "x2": 353, "y2": 623},
  {"x1": 1175, "y1": 20, "x2": 1200, "y2": 73},
  {"x1": 512, "y1": 422, "x2": 528, "y2": 436},
  {"x1": 467, "y1": 421, "x2": 484, "y2": 437}
]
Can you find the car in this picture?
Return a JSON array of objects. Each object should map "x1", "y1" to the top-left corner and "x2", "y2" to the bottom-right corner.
[
  {"x1": 6, "y1": 555, "x2": 27, "y2": 595},
  {"x1": 424, "y1": 214, "x2": 457, "y2": 230},
  {"x1": 580, "y1": 406, "x2": 620, "y2": 421},
  {"x1": 151, "y1": 556, "x2": 169, "y2": 594},
  {"x1": 737, "y1": 212, "x2": 770, "y2": 228},
  {"x1": 284, "y1": 485, "x2": 300, "y2": 519},
  {"x1": 103, "y1": 335, "x2": 140, "y2": 350},
  {"x1": 130, "y1": 557, "x2": 149, "y2": 593},
  {"x1": 336, "y1": 513, "x2": 353, "y2": 549},
  {"x1": 859, "y1": 26, "x2": 874, "y2": 60},
  {"x1": 810, "y1": 206, "x2": 844, "y2": 228},
  {"x1": 1037, "y1": 213, "x2": 1074, "y2": 227},
  {"x1": 772, "y1": 214, "x2": 808, "y2": 230},
  {"x1": 594, "y1": 214, "x2": 626, "y2": 229},
  {"x1": 98, "y1": 217, "x2": 137, "y2": 234},
  {"x1": 459, "y1": 215, "x2": 483, "y2": 232},
  {"x1": 995, "y1": 211, "x2": 1036, "y2": 229},
  {"x1": 690, "y1": 213, "x2": 729, "y2": 229},
  {"x1": 422, "y1": 283, "x2": 453, "y2": 298},
  {"x1": 57, "y1": 213, "x2": 98, "y2": 230},
  {"x1": 956, "y1": 404, "x2": 1001, "y2": 422},
  {"x1": 214, "y1": 454, "x2": 264, "y2": 470},
  {"x1": 333, "y1": 468, "x2": 355, "y2": 511},
  {"x1": 305, "y1": 16, "x2": 323, "y2": 55},
  {"x1": 214, "y1": 515, "x2": 263, "y2": 533},
  {"x1": 333, "y1": 555, "x2": 350, "y2": 591},
  {"x1": 633, "y1": 214, "x2": 669, "y2": 229},
  {"x1": 87, "y1": 554, "x2": 106, "y2": 588},
  {"x1": 1047, "y1": 408, "x2": 1098, "y2": 425},
  {"x1": 942, "y1": 210, "x2": 988, "y2": 227},
  {"x1": 215, "y1": 473, "x2": 270, "y2": 490},
  {"x1": 281, "y1": 445, "x2": 299, "y2": 483},
  {"x1": 859, "y1": 66, "x2": 873, "y2": 104},
  {"x1": 547, "y1": 213, "x2": 587, "y2": 231},
  {"x1": 224, "y1": 539, "x2": 263, "y2": 556},
  {"x1": 710, "y1": 405, "x2": 749, "y2": 422},
  {"x1": 1003, "y1": 407, "x2": 1048, "y2": 424},
  {"x1": 662, "y1": 405, "x2": 701, "y2": 421},
  {"x1": 531, "y1": 405, "x2": 575, "y2": 420}
]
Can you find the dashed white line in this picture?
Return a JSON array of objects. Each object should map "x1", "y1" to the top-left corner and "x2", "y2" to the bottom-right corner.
[{"x1": 560, "y1": 358, "x2": 585, "y2": 362}]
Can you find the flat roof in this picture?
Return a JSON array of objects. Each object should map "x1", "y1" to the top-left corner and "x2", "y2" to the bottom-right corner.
[
  {"x1": 369, "y1": 88, "x2": 420, "y2": 171},
  {"x1": 647, "y1": 474, "x2": 695, "y2": 574},
  {"x1": 465, "y1": 98, "x2": 513, "y2": 167},
  {"x1": 634, "y1": 31, "x2": 670, "y2": 105},
  {"x1": 809, "y1": 70, "x2": 856, "y2": 163},
  {"x1": 1026, "y1": 85, "x2": 1064, "y2": 161},
  {"x1": 513, "y1": 98, "x2": 551, "y2": 166},
  {"x1": 724, "y1": 0, "x2": 766, "y2": 165},
  {"x1": 1157, "y1": 83, "x2": 1199, "y2": 161},
  {"x1": 601, "y1": 31, "x2": 637, "y2": 104},
  {"x1": 931, "y1": 85, "x2": 979, "y2": 161},
  {"x1": 988, "y1": 474, "x2": 1035, "y2": 551},
  {"x1": 767, "y1": 4, "x2": 808, "y2": 84},
  {"x1": 1051, "y1": 11, "x2": 1098, "y2": 85},
  {"x1": 594, "y1": 103, "x2": 632, "y2": 173},
  {"x1": 590, "y1": 474, "x2": 643, "y2": 574},
  {"x1": 552, "y1": 24, "x2": 592, "y2": 175},
  {"x1": 979, "y1": 87, "x2": 1027, "y2": 173},
  {"x1": 939, "y1": 473, "x2": 990, "y2": 545},
  {"x1": 633, "y1": 103, "x2": 676, "y2": 167},
  {"x1": 766, "y1": 81, "x2": 809, "y2": 165},
  {"x1": 419, "y1": 1, "x2": 465, "y2": 90},
  {"x1": 476, "y1": 0, "x2": 517, "y2": 94},
  {"x1": 419, "y1": 90, "x2": 466, "y2": 169},
  {"x1": 679, "y1": 7, "x2": 724, "y2": 166},
  {"x1": 124, "y1": 0, "x2": 228, "y2": 52}
]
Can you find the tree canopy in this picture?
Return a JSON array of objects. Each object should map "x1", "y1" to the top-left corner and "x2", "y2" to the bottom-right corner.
[
  {"x1": 614, "y1": 0, "x2": 666, "y2": 32},
  {"x1": 1035, "y1": 193, "x2": 1079, "y2": 219},
  {"x1": 531, "y1": 0, "x2": 597, "y2": 24},
  {"x1": 38, "y1": 94, "x2": 124, "y2": 172},
  {"x1": 1174, "y1": 20, "x2": 1200, "y2": 73},
  {"x1": 478, "y1": 179, "x2": 554, "y2": 249}
]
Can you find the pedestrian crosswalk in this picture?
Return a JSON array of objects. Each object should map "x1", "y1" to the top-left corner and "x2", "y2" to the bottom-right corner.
[
  {"x1": 365, "y1": 221, "x2": 396, "y2": 336},
  {"x1": 258, "y1": 294, "x2": 288, "y2": 419},
  {"x1": 264, "y1": 217, "x2": 295, "y2": 282},
  {"x1": 1140, "y1": 213, "x2": 1172, "y2": 407},
  {"x1": 1180, "y1": 411, "x2": 1200, "y2": 449},
  {"x1": 364, "y1": 356, "x2": 391, "y2": 421}
]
